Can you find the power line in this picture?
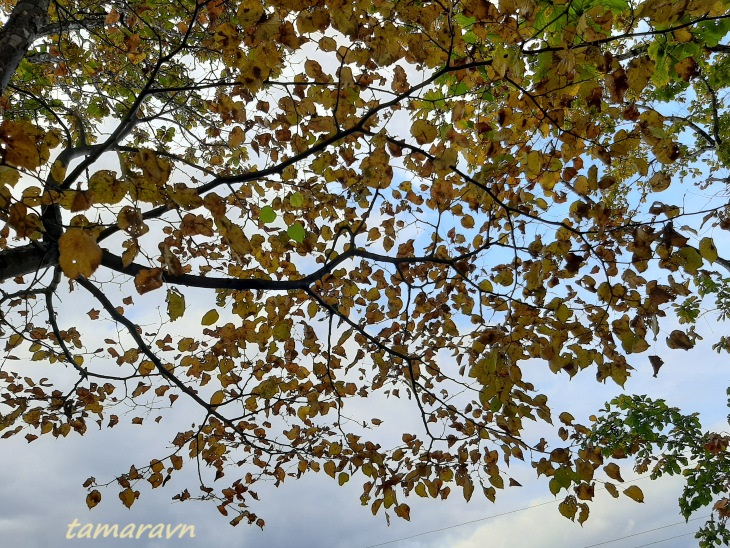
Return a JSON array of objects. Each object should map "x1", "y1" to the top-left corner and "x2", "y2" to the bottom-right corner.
[
  {"x1": 366, "y1": 474, "x2": 654, "y2": 547},
  {"x1": 632, "y1": 531, "x2": 698, "y2": 547},
  {"x1": 583, "y1": 515, "x2": 708, "y2": 548},
  {"x1": 365, "y1": 498, "x2": 559, "y2": 547}
]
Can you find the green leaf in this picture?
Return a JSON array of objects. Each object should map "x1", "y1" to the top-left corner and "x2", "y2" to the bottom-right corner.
[
  {"x1": 260, "y1": 206, "x2": 277, "y2": 223},
  {"x1": 454, "y1": 14, "x2": 476, "y2": 27},
  {"x1": 287, "y1": 222, "x2": 306, "y2": 243},
  {"x1": 289, "y1": 192, "x2": 304, "y2": 208}
]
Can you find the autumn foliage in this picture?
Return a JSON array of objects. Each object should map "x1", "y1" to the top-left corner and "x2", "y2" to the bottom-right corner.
[{"x1": 1, "y1": 0, "x2": 730, "y2": 541}]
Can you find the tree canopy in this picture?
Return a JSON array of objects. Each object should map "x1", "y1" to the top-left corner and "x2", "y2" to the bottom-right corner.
[{"x1": 1, "y1": 0, "x2": 730, "y2": 542}]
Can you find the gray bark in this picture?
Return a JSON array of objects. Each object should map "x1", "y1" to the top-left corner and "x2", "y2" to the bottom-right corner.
[
  {"x1": 0, "y1": 242, "x2": 55, "y2": 281},
  {"x1": 0, "y1": 0, "x2": 50, "y2": 95}
]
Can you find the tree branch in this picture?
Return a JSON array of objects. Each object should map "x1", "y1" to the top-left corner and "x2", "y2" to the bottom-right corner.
[
  {"x1": 36, "y1": 14, "x2": 106, "y2": 38},
  {"x1": 0, "y1": 242, "x2": 55, "y2": 282}
]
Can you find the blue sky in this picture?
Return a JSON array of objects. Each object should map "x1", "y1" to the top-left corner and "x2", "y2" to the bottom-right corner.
[{"x1": 2, "y1": 4, "x2": 730, "y2": 547}]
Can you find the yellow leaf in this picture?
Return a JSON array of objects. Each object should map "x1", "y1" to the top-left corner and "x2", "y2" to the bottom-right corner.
[
  {"x1": 319, "y1": 36, "x2": 337, "y2": 51},
  {"x1": 526, "y1": 150, "x2": 541, "y2": 178},
  {"x1": 394, "y1": 503, "x2": 411, "y2": 521},
  {"x1": 119, "y1": 488, "x2": 137, "y2": 508},
  {"x1": 218, "y1": 218, "x2": 251, "y2": 257},
  {"x1": 44, "y1": 128, "x2": 63, "y2": 149},
  {"x1": 623, "y1": 485, "x2": 644, "y2": 503},
  {"x1": 676, "y1": 246, "x2": 703, "y2": 275},
  {"x1": 138, "y1": 361, "x2": 155, "y2": 376},
  {"x1": 169, "y1": 183, "x2": 203, "y2": 210},
  {"x1": 0, "y1": 166, "x2": 20, "y2": 186},
  {"x1": 133, "y1": 149, "x2": 171, "y2": 186},
  {"x1": 166, "y1": 288, "x2": 185, "y2": 321},
  {"x1": 575, "y1": 482, "x2": 594, "y2": 501},
  {"x1": 556, "y1": 304, "x2": 571, "y2": 323},
  {"x1": 238, "y1": 0, "x2": 264, "y2": 27},
  {"x1": 23, "y1": 408, "x2": 41, "y2": 425},
  {"x1": 411, "y1": 119, "x2": 438, "y2": 145},
  {"x1": 273, "y1": 321, "x2": 291, "y2": 340},
  {"x1": 88, "y1": 170, "x2": 128, "y2": 204},
  {"x1": 117, "y1": 206, "x2": 148, "y2": 237},
  {"x1": 578, "y1": 503, "x2": 590, "y2": 525},
  {"x1": 371, "y1": 498, "x2": 383, "y2": 516},
  {"x1": 338, "y1": 472, "x2": 349, "y2": 486},
  {"x1": 7, "y1": 333, "x2": 23, "y2": 349},
  {"x1": 603, "y1": 463, "x2": 624, "y2": 482},
  {"x1": 201, "y1": 309, "x2": 219, "y2": 326},
  {"x1": 558, "y1": 496, "x2": 578, "y2": 520},
  {"x1": 674, "y1": 57, "x2": 699, "y2": 82},
  {"x1": 383, "y1": 487, "x2": 397, "y2": 508},
  {"x1": 86, "y1": 490, "x2": 102, "y2": 509},
  {"x1": 558, "y1": 411, "x2": 574, "y2": 425},
  {"x1": 256, "y1": 378, "x2": 279, "y2": 399},
  {"x1": 627, "y1": 56, "x2": 655, "y2": 94},
  {"x1": 58, "y1": 229, "x2": 103, "y2": 279},
  {"x1": 699, "y1": 237, "x2": 718, "y2": 263},
  {"x1": 297, "y1": 405, "x2": 310, "y2": 421},
  {"x1": 50, "y1": 160, "x2": 67, "y2": 184},
  {"x1": 573, "y1": 175, "x2": 590, "y2": 195},
  {"x1": 210, "y1": 390, "x2": 225, "y2": 406},
  {"x1": 228, "y1": 126, "x2": 246, "y2": 148},
  {"x1": 653, "y1": 139, "x2": 680, "y2": 164},
  {"x1": 171, "y1": 455, "x2": 183, "y2": 470},
  {"x1": 648, "y1": 171, "x2": 671, "y2": 192},
  {"x1": 324, "y1": 460, "x2": 336, "y2": 478},
  {"x1": 122, "y1": 239, "x2": 139, "y2": 267},
  {"x1": 0, "y1": 120, "x2": 44, "y2": 170}
]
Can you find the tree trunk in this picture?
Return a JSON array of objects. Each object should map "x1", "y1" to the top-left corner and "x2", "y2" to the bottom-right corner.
[{"x1": 0, "y1": 0, "x2": 49, "y2": 95}]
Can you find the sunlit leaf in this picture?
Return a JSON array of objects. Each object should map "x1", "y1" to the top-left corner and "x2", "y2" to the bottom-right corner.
[
  {"x1": 201, "y1": 309, "x2": 219, "y2": 326},
  {"x1": 287, "y1": 222, "x2": 305, "y2": 243},
  {"x1": 623, "y1": 485, "x2": 644, "y2": 503},
  {"x1": 58, "y1": 229, "x2": 103, "y2": 279},
  {"x1": 119, "y1": 488, "x2": 137, "y2": 508},
  {"x1": 260, "y1": 206, "x2": 277, "y2": 223}
]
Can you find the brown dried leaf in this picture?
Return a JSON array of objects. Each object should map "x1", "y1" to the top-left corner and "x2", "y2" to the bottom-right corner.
[{"x1": 134, "y1": 268, "x2": 164, "y2": 294}]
